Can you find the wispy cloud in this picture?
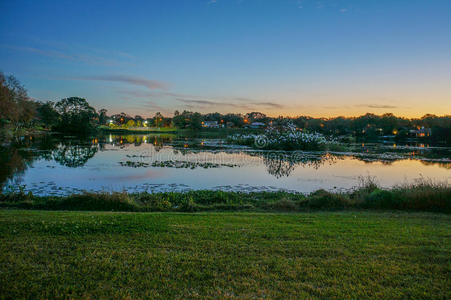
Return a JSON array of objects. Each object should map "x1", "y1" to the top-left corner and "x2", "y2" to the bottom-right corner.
[
  {"x1": 118, "y1": 89, "x2": 284, "y2": 109},
  {"x1": 177, "y1": 99, "x2": 218, "y2": 106},
  {"x1": 295, "y1": 1, "x2": 351, "y2": 13},
  {"x1": 254, "y1": 102, "x2": 284, "y2": 108},
  {"x1": 176, "y1": 98, "x2": 284, "y2": 110},
  {"x1": 356, "y1": 104, "x2": 398, "y2": 109},
  {"x1": 75, "y1": 75, "x2": 168, "y2": 90},
  {"x1": 1, "y1": 44, "x2": 123, "y2": 66}
]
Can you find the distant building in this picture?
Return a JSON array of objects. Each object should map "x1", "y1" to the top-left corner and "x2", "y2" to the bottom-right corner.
[
  {"x1": 409, "y1": 127, "x2": 432, "y2": 137},
  {"x1": 249, "y1": 122, "x2": 266, "y2": 129},
  {"x1": 202, "y1": 121, "x2": 219, "y2": 128}
]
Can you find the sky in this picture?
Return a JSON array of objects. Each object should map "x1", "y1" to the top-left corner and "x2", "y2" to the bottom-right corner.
[{"x1": 1, "y1": 0, "x2": 451, "y2": 118}]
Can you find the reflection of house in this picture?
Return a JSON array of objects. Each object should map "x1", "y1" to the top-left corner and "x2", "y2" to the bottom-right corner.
[
  {"x1": 409, "y1": 127, "x2": 432, "y2": 137},
  {"x1": 226, "y1": 122, "x2": 234, "y2": 128},
  {"x1": 249, "y1": 122, "x2": 266, "y2": 129},
  {"x1": 202, "y1": 121, "x2": 219, "y2": 128}
]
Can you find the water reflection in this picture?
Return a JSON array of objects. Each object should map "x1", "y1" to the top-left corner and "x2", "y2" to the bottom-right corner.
[
  {"x1": 52, "y1": 143, "x2": 98, "y2": 168},
  {"x1": 0, "y1": 145, "x2": 34, "y2": 189},
  {"x1": 1, "y1": 134, "x2": 450, "y2": 194},
  {"x1": 103, "y1": 134, "x2": 173, "y2": 150},
  {"x1": 253, "y1": 152, "x2": 335, "y2": 178}
]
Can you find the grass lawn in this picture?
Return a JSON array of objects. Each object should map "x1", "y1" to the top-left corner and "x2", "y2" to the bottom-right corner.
[{"x1": 0, "y1": 210, "x2": 450, "y2": 299}]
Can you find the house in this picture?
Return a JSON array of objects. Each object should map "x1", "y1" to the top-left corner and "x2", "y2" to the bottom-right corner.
[
  {"x1": 249, "y1": 122, "x2": 266, "y2": 129},
  {"x1": 409, "y1": 127, "x2": 432, "y2": 137},
  {"x1": 202, "y1": 121, "x2": 220, "y2": 128}
]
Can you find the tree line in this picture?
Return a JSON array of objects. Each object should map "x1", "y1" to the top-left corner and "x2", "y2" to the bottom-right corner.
[{"x1": 1, "y1": 73, "x2": 450, "y2": 142}]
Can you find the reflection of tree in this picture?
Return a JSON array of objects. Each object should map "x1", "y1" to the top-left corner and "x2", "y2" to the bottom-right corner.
[
  {"x1": 0, "y1": 136, "x2": 67, "y2": 189},
  {"x1": 257, "y1": 152, "x2": 338, "y2": 178},
  {"x1": 262, "y1": 153, "x2": 298, "y2": 178},
  {"x1": 0, "y1": 146, "x2": 35, "y2": 189},
  {"x1": 420, "y1": 160, "x2": 451, "y2": 169},
  {"x1": 52, "y1": 144, "x2": 98, "y2": 167}
]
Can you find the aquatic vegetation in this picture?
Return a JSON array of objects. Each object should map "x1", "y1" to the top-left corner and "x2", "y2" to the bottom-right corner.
[
  {"x1": 119, "y1": 161, "x2": 150, "y2": 167},
  {"x1": 228, "y1": 122, "x2": 338, "y2": 150},
  {"x1": 150, "y1": 160, "x2": 238, "y2": 169},
  {"x1": 119, "y1": 159, "x2": 238, "y2": 169}
]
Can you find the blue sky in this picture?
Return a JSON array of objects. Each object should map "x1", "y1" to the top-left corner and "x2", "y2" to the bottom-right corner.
[{"x1": 1, "y1": 0, "x2": 451, "y2": 117}]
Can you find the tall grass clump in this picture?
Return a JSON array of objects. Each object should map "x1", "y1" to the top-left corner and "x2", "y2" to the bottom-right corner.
[
  {"x1": 355, "y1": 176, "x2": 451, "y2": 212},
  {"x1": 389, "y1": 178, "x2": 451, "y2": 212}
]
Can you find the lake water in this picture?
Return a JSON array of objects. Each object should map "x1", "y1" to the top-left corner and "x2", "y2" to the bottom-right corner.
[{"x1": 2, "y1": 134, "x2": 450, "y2": 195}]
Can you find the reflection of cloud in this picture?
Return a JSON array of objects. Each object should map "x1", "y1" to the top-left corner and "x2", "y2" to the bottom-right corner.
[
  {"x1": 75, "y1": 75, "x2": 168, "y2": 90},
  {"x1": 105, "y1": 170, "x2": 166, "y2": 180}
]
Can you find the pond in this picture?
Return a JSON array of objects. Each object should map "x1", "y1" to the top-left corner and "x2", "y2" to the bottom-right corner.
[{"x1": 1, "y1": 133, "x2": 450, "y2": 195}]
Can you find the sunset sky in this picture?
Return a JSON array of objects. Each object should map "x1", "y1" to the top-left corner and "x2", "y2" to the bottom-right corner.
[{"x1": 1, "y1": 0, "x2": 450, "y2": 118}]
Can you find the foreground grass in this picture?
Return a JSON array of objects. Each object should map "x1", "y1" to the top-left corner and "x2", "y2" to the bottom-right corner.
[{"x1": 0, "y1": 210, "x2": 450, "y2": 299}]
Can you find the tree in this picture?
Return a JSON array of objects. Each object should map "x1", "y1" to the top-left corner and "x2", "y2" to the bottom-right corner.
[
  {"x1": 0, "y1": 72, "x2": 36, "y2": 129},
  {"x1": 190, "y1": 112, "x2": 202, "y2": 129},
  {"x1": 54, "y1": 97, "x2": 97, "y2": 135},
  {"x1": 154, "y1": 112, "x2": 163, "y2": 127},
  {"x1": 126, "y1": 119, "x2": 135, "y2": 127},
  {"x1": 37, "y1": 101, "x2": 59, "y2": 128},
  {"x1": 98, "y1": 109, "x2": 108, "y2": 125}
]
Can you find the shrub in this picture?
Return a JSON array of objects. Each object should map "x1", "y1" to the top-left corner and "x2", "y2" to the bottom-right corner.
[
  {"x1": 136, "y1": 193, "x2": 172, "y2": 211},
  {"x1": 179, "y1": 197, "x2": 198, "y2": 212},
  {"x1": 363, "y1": 189, "x2": 396, "y2": 209},
  {"x1": 306, "y1": 189, "x2": 350, "y2": 209}
]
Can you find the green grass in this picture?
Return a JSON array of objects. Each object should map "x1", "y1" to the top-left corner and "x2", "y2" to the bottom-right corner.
[
  {"x1": 2, "y1": 178, "x2": 450, "y2": 213},
  {"x1": 0, "y1": 210, "x2": 449, "y2": 299}
]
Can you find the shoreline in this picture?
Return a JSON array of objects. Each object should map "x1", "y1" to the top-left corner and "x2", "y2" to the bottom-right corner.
[{"x1": 2, "y1": 180, "x2": 449, "y2": 213}]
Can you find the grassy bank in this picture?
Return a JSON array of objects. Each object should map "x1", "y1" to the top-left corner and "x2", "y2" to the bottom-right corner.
[
  {"x1": 2, "y1": 179, "x2": 450, "y2": 213},
  {"x1": 0, "y1": 210, "x2": 449, "y2": 298}
]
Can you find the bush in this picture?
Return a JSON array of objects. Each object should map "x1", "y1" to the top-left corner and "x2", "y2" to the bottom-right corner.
[
  {"x1": 136, "y1": 194, "x2": 172, "y2": 211},
  {"x1": 266, "y1": 198, "x2": 299, "y2": 211},
  {"x1": 363, "y1": 189, "x2": 396, "y2": 209},
  {"x1": 306, "y1": 189, "x2": 350, "y2": 209},
  {"x1": 179, "y1": 197, "x2": 198, "y2": 212}
]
